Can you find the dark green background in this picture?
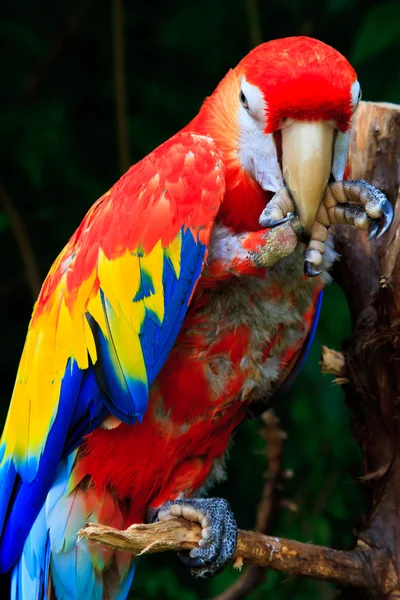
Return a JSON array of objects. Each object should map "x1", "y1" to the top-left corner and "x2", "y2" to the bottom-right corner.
[{"x1": 1, "y1": 1, "x2": 400, "y2": 598}]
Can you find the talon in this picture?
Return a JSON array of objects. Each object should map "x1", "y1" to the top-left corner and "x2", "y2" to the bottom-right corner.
[
  {"x1": 304, "y1": 261, "x2": 322, "y2": 277},
  {"x1": 260, "y1": 211, "x2": 296, "y2": 229},
  {"x1": 368, "y1": 221, "x2": 380, "y2": 240},
  {"x1": 306, "y1": 180, "x2": 394, "y2": 268},
  {"x1": 377, "y1": 200, "x2": 394, "y2": 238},
  {"x1": 177, "y1": 553, "x2": 206, "y2": 569}
]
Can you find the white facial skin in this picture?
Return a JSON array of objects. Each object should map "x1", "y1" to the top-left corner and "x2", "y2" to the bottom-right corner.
[
  {"x1": 332, "y1": 80, "x2": 362, "y2": 180},
  {"x1": 238, "y1": 78, "x2": 284, "y2": 193},
  {"x1": 238, "y1": 76, "x2": 362, "y2": 187},
  {"x1": 350, "y1": 79, "x2": 362, "y2": 110}
]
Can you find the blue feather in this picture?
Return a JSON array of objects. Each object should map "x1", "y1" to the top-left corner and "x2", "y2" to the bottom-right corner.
[
  {"x1": 48, "y1": 457, "x2": 132, "y2": 600},
  {"x1": 0, "y1": 361, "x2": 82, "y2": 573},
  {"x1": 272, "y1": 290, "x2": 323, "y2": 401},
  {"x1": 2, "y1": 225, "x2": 209, "y2": 596},
  {"x1": 152, "y1": 228, "x2": 206, "y2": 376},
  {"x1": 115, "y1": 566, "x2": 136, "y2": 600},
  {"x1": 10, "y1": 504, "x2": 49, "y2": 600},
  {"x1": 11, "y1": 453, "x2": 135, "y2": 600},
  {"x1": 89, "y1": 227, "x2": 206, "y2": 422},
  {"x1": 63, "y1": 368, "x2": 107, "y2": 457},
  {"x1": 132, "y1": 269, "x2": 155, "y2": 302},
  {"x1": 0, "y1": 459, "x2": 17, "y2": 537},
  {"x1": 88, "y1": 307, "x2": 146, "y2": 424}
]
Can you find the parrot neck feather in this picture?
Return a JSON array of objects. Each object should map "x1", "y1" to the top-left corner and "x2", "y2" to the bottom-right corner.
[{"x1": 184, "y1": 70, "x2": 268, "y2": 233}]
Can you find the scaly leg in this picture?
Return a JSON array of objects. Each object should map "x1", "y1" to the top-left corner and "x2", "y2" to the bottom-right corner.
[
  {"x1": 201, "y1": 220, "x2": 299, "y2": 283},
  {"x1": 155, "y1": 498, "x2": 237, "y2": 578}
]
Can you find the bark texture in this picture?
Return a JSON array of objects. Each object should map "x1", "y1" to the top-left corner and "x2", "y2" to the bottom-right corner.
[
  {"x1": 333, "y1": 100, "x2": 400, "y2": 599},
  {"x1": 79, "y1": 517, "x2": 395, "y2": 590}
]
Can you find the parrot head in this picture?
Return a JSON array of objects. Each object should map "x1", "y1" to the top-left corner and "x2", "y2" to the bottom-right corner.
[{"x1": 194, "y1": 36, "x2": 361, "y2": 233}]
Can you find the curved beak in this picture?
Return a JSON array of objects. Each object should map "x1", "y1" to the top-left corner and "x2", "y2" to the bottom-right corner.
[{"x1": 281, "y1": 121, "x2": 335, "y2": 235}]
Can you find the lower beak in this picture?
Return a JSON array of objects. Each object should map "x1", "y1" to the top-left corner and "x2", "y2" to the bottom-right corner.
[{"x1": 281, "y1": 120, "x2": 334, "y2": 235}]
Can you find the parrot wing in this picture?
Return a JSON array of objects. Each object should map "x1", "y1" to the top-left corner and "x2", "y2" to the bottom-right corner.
[{"x1": 0, "y1": 131, "x2": 225, "y2": 571}]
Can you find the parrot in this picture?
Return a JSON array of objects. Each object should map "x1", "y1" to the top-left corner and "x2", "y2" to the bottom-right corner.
[{"x1": 0, "y1": 36, "x2": 393, "y2": 599}]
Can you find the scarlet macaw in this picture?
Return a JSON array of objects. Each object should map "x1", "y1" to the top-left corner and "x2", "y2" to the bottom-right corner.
[{"x1": 0, "y1": 36, "x2": 393, "y2": 599}]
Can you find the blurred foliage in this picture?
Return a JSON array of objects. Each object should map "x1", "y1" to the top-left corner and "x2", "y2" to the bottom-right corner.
[{"x1": 1, "y1": 0, "x2": 399, "y2": 598}]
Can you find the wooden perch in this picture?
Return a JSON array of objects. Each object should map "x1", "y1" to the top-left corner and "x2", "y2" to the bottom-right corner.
[
  {"x1": 79, "y1": 516, "x2": 397, "y2": 591},
  {"x1": 79, "y1": 101, "x2": 400, "y2": 598},
  {"x1": 212, "y1": 411, "x2": 287, "y2": 600},
  {"x1": 320, "y1": 345, "x2": 348, "y2": 382},
  {"x1": 333, "y1": 101, "x2": 400, "y2": 599}
]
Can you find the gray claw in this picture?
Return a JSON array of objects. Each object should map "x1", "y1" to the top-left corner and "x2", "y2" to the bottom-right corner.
[
  {"x1": 377, "y1": 200, "x2": 394, "y2": 238},
  {"x1": 368, "y1": 221, "x2": 380, "y2": 240},
  {"x1": 304, "y1": 261, "x2": 322, "y2": 277},
  {"x1": 260, "y1": 211, "x2": 296, "y2": 229},
  {"x1": 177, "y1": 553, "x2": 206, "y2": 569}
]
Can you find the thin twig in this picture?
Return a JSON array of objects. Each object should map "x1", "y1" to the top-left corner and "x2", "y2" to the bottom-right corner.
[
  {"x1": 246, "y1": 0, "x2": 262, "y2": 48},
  {"x1": 79, "y1": 517, "x2": 399, "y2": 592},
  {"x1": 20, "y1": 0, "x2": 95, "y2": 104},
  {"x1": 113, "y1": 0, "x2": 130, "y2": 173},
  {"x1": 210, "y1": 568, "x2": 265, "y2": 600},
  {"x1": 0, "y1": 181, "x2": 41, "y2": 298},
  {"x1": 256, "y1": 411, "x2": 286, "y2": 532},
  {"x1": 212, "y1": 411, "x2": 287, "y2": 600}
]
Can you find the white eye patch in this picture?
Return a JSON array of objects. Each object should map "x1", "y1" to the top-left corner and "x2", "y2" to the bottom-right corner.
[
  {"x1": 240, "y1": 78, "x2": 266, "y2": 120},
  {"x1": 238, "y1": 77, "x2": 284, "y2": 193},
  {"x1": 351, "y1": 80, "x2": 361, "y2": 111},
  {"x1": 331, "y1": 80, "x2": 361, "y2": 181}
]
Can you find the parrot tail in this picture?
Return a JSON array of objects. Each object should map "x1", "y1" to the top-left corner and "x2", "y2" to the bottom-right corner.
[{"x1": 10, "y1": 453, "x2": 135, "y2": 600}]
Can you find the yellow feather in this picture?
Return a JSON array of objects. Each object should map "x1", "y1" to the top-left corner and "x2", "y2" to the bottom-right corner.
[
  {"x1": 141, "y1": 240, "x2": 165, "y2": 323},
  {"x1": 164, "y1": 231, "x2": 182, "y2": 279},
  {"x1": 112, "y1": 250, "x2": 141, "y2": 301},
  {"x1": 84, "y1": 318, "x2": 97, "y2": 365},
  {"x1": 107, "y1": 306, "x2": 148, "y2": 385},
  {"x1": 2, "y1": 222, "x2": 177, "y2": 467},
  {"x1": 97, "y1": 249, "x2": 120, "y2": 317},
  {"x1": 87, "y1": 291, "x2": 108, "y2": 339},
  {"x1": 110, "y1": 251, "x2": 145, "y2": 332}
]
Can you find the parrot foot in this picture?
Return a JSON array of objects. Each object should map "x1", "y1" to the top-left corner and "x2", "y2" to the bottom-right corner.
[
  {"x1": 304, "y1": 180, "x2": 394, "y2": 276},
  {"x1": 157, "y1": 497, "x2": 237, "y2": 578},
  {"x1": 251, "y1": 220, "x2": 300, "y2": 268},
  {"x1": 259, "y1": 180, "x2": 394, "y2": 278}
]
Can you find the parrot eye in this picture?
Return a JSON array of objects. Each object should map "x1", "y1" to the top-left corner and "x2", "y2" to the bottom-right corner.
[
  {"x1": 239, "y1": 90, "x2": 249, "y2": 110},
  {"x1": 351, "y1": 80, "x2": 362, "y2": 111}
]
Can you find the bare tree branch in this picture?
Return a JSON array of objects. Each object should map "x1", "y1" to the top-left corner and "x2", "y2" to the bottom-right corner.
[
  {"x1": 79, "y1": 517, "x2": 398, "y2": 592},
  {"x1": 113, "y1": 0, "x2": 130, "y2": 173},
  {"x1": 255, "y1": 411, "x2": 287, "y2": 531},
  {"x1": 0, "y1": 180, "x2": 41, "y2": 298},
  {"x1": 211, "y1": 411, "x2": 287, "y2": 600},
  {"x1": 246, "y1": 0, "x2": 262, "y2": 48},
  {"x1": 20, "y1": 0, "x2": 95, "y2": 104}
]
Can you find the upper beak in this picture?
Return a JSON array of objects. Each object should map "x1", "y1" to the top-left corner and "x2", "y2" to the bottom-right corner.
[{"x1": 281, "y1": 120, "x2": 334, "y2": 235}]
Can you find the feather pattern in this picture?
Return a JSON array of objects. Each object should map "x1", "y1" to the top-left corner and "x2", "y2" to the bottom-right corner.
[{"x1": 0, "y1": 132, "x2": 225, "y2": 586}]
